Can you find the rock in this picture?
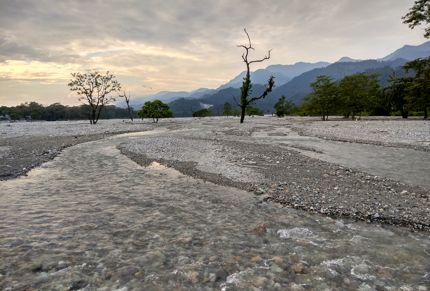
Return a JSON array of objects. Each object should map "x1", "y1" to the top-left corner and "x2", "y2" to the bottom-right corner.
[
  {"x1": 177, "y1": 256, "x2": 190, "y2": 265},
  {"x1": 57, "y1": 261, "x2": 68, "y2": 269},
  {"x1": 215, "y1": 269, "x2": 228, "y2": 282},
  {"x1": 271, "y1": 256, "x2": 285, "y2": 266},
  {"x1": 252, "y1": 276, "x2": 268, "y2": 287},
  {"x1": 251, "y1": 255, "x2": 263, "y2": 263},
  {"x1": 251, "y1": 223, "x2": 267, "y2": 236},
  {"x1": 255, "y1": 188, "x2": 266, "y2": 195},
  {"x1": 291, "y1": 263, "x2": 305, "y2": 274},
  {"x1": 208, "y1": 273, "x2": 217, "y2": 282},
  {"x1": 188, "y1": 271, "x2": 200, "y2": 284},
  {"x1": 270, "y1": 264, "x2": 283, "y2": 273}
]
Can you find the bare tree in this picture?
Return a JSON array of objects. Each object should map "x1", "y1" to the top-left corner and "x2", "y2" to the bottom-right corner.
[
  {"x1": 237, "y1": 28, "x2": 275, "y2": 123},
  {"x1": 68, "y1": 71, "x2": 121, "y2": 124},
  {"x1": 119, "y1": 91, "x2": 134, "y2": 121}
]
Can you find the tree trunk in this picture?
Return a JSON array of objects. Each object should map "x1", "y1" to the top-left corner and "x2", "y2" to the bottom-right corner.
[
  {"x1": 401, "y1": 108, "x2": 408, "y2": 119},
  {"x1": 95, "y1": 105, "x2": 104, "y2": 124},
  {"x1": 91, "y1": 108, "x2": 97, "y2": 124},
  {"x1": 424, "y1": 107, "x2": 428, "y2": 119},
  {"x1": 240, "y1": 107, "x2": 246, "y2": 124},
  {"x1": 126, "y1": 101, "x2": 133, "y2": 122}
]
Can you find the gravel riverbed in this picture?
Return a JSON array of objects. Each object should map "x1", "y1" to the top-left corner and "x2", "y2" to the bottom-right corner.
[{"x1": 1, "y1": 130, "x2": 429, "y2": 290}]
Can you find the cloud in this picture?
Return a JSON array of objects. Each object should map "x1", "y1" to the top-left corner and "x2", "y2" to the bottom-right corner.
[{"x1": 0, "y1": 0, "x2": 425, "y2": 105}]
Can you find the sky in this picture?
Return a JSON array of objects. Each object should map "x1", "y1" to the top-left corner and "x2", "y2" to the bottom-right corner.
[{"x1": 0, "y1": 0, "x2": 426, "y2": 106}]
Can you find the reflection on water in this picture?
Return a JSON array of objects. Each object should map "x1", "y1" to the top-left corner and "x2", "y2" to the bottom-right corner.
[{"x1": 0, "y1": 136, "x2": 429, "y2": 290}]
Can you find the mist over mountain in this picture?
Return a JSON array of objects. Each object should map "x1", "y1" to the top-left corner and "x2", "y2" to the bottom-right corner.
[
  {"x1": 336, "y1": 57, "x2": 362, "y2": 63},
  {"x1": 122, "y1": 88, "x2": 215, "y2": 109}
]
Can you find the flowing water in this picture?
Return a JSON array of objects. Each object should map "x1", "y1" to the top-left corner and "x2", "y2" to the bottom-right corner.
[{"x1": 0, "y1": 134, "x2": 429, "y2": 290}]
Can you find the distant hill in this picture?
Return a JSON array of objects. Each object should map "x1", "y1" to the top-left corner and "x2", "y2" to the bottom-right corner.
[
  {"x1": 381, "y1": 41, "x2": 430, "y2": 61},
  {"x1": 218, "y1": 61, "x2": 330, "y2": 89},
  {"x1": 121, "y1": 88, "x2": 216, "y2": 109}
]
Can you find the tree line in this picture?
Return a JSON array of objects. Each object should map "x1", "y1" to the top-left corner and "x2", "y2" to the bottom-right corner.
[
  {"x1": 280, "y1": 57, "x2": 429, "y2": 120},
  {"x1": 0, "y1": 102, "x2": 135, "y2": 121}
]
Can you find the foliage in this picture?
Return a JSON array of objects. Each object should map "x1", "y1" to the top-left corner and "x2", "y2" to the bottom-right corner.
[
  {"x1": 306, "y1": 76, "x2": 340, "y2": 120},
  {"x1": 403, "y1": 0, "x2": 430, "y2": 38},
  {"x1": 237, "y1": 29, "x2": 274, "y2": 123},
  {"x1": 0, "y1": 102, "x2": 133, "y2": 121},
  {"x1": 274, "y1": 95, "x2": 296, "y2": 117},
  {"x1": 339, "y1": 73, "x2": 380, "y2": 119},
  {"x1": 383, "y1": 76, "x2": 414, "y2": 118},
  {"x1": 192, "y1": 108, "x2": 212, "y2": 117},
  {"x1": 403, "y1": 57, "x2": 430, "y2": 118},
  {"x1": 68, "y1": 71, "x2": 121, "y2": 124},
  {"x1": 137, "y1": 100, "x2": 173, "y2": 123}
]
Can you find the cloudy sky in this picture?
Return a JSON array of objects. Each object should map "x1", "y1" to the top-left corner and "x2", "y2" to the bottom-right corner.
[{"x1": 0, "y1": 0, "x2": 425, "y2": 106}]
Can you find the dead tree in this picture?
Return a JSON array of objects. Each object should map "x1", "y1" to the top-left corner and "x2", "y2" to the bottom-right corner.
[
  {"x1": 237, "y1": 28, "x2": 274, "y2": 123},
  {"x1": 68, "y1": 71, "x2": 121, "y2": 124},
  {"x1": 119, "y1": 91, "x2": 134, "y2": 121}
]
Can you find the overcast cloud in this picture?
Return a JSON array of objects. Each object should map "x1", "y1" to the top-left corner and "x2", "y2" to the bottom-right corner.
[{"x1": 0, "y1": 0, "x2": 425, "y2": 105}]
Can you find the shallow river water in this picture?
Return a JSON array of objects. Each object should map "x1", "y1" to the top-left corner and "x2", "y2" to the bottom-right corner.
[{"x1": 0, "y1": 133, "x2": 429, "y2": 290}]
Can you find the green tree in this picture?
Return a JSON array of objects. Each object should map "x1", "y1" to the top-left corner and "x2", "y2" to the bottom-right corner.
[
  {"x1": 339, "y1": 73, "x2": 380, "y2": 119},
  {"x1": 138, "y1": 100, "x2": 173, "y2": 123},
  {"x1": 192, "y1": 108, "x2": 212, "y2": 117},
  {"x1": 383, "y1": 76, "x2": 414, "y2": 118},
  {"x1": 237, "y1": 29, "x2": 274, "y2": 123},
  {"x1": 307, "y1": 76, "x2": 340, "y2": 121},
  {"x1": 46, "y1": 103, "x2": 67, "y2": 121},
  {"x1": 68, "y1": 71, "x2": 121, "y2": 124},
  {"x1": 404, "y1": 57, "x2": 430, "y2": 119},
  {"x1": 26, "y1": 102, "x2": 46, "y2": 120},
  {"x1": 403, "y1": 0, "x2": 430, "y2": 38},
  {"x1": 274, "y1": 95, "x2": 295, "y2": 117}
]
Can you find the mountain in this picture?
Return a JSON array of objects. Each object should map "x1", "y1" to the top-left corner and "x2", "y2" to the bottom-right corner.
[
  {"x1": 336, "y1": 56, "x2": 362, "y2": 63},
  {"x1": 218, "y1": 61, "x2": 330, "y2": 89},
  {"x1": 262, "y1": 58, "x2": 408, "y2": 106},
  {"x1": 170, "y1": 59, "x2": 408, "y2": 116},
  {"x1": 165, "y1": 41, "x2": 430, "y2": 117},
  {"x1": 169, "y1": 86, "x2": 268, "y2": 117},
  {"x1": 381, "y1": 41, "x2": 430, "y2": 61},
  {"x1": 124, "y1": 88, "x2": 215, "y2": 109}
]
